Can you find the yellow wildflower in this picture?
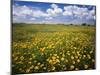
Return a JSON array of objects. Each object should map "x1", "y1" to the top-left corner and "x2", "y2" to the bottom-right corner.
[
  {"x1": 28, "y1": 61, "x2": 32, "y2": 64},
  {"x1": 34, "y1": 66, "x2": 39, "y2": 70},
  {"x1": 26, "y1": 69, "x2": 30, "y2": 73},
  {"x1": 20, "y1": 56, "x2": 24, "y2": 60},
  {"x1": 57, "y1": 56, "x2": 59, "y2": 58},
  {"x1": 72, "y1": 51, "x2": 75, "y2": 54},
  {"x1": 37, "y1": 62, "x2": 41, "y2": 65},
  {"x1": 74, "y1": 47, "x2": 77, "y2": 49},
  {"x1": 77, "y1": 59, "x2": 80, "y2": 63},
  {"x1": 70, "y1": 65, "x2": 75, "y2": 70},
  {"x1": 34, "y1": 60, "x2": 37, "y2": 63},
  {"x1": 67, "y1": 53, "x2": 70, "y2": 55},
  {"x1": 40, "y1": 64, "x2": 44, "y2": 67},
  {"x1": 54, "y1": 54, "x2": 57, "y2": 56},
  {"x1": 75, "y1": 68, "x2": 79, "y2": 70},
  {"x1": 56, "y1": 59, "x2": 60, "y2": 63},
  {"x1": 52, "y1": 56, "x2": 56, "y2": 60},
  {"x1": 19, "y1": 68, "x2": 22, "y2": 71},
  {"x1": 92, "y1": 59, "x2": 95, "y2": 62},
  {"x1": 83, "y1": 55, "x2": 86, "y2": 58},
  {"x1": 49, "y1": 59, "x2": 52, "y2": 64},
  {"x1": 61, "y1": 57, "x2": 64, "y2": 61},
  {"x1": 40, "y1": 47, "x2": 45, "y2": 52},
  {"x1": 29, "y1": 58, "x2": 32, "y2": 60},
  {"x1": 65, "y1": 59, "x2": 68, "y2": 63},
  {"x1": 62, "y1": 53, "x2": 65, "y2": 57},
  {"x1": 72, "y1": 61, "x2": 75, "y2": 64},
  {"x1": 32, "y1": 54, "x2": 36, "y2": 58},
  {"x1": 71, "y1": 56, "x2": 74, "y2": 59},
  {"x1": 14, "y1": 57, "x2": 18, "y2": 61},
  {"x1": 75, "y1": 56, "x2": 78, "y2": 59},
  {"x1": 43, "y1": 67, "x2": 46, "y2": 70},
  {"x1": 84, "y1": 65, "x2": 88, "y2": 69},
  {"x1": 30, "y1": 65, "x2": 34, "y2": 69},
  {"x1": 53, "y1": 61, "x2": 56, "y2": 65},
  {"x1": 90, "y1": 50, "x2": 93, "y2": 54},
  {"x1": 48, "y1": 45, "x2": 52, "y2": 49},
  {"x1": 87, "y1": 54, "x2": 91, "y2": 59},
  {"x1": 52, "y1": 67, "x2": 55, "y2": 70}
]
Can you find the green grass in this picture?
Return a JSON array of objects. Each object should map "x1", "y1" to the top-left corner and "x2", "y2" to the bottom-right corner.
[{"x1": 12, "y1": 24, "x2": 96, "y2": 74}]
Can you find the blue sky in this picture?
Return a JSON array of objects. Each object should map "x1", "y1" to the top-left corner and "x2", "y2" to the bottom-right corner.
[{"x1": 13, "y1": 1, "x2": 96, "y2": 25}]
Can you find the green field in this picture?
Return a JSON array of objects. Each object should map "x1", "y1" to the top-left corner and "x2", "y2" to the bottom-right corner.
[{"x1": 12, "y1": 24, "x2": 96, "y2": 74}]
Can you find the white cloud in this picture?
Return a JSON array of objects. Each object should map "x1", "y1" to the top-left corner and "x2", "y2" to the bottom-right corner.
[
  {"x1": 13, "y1": 3, "x2": 63, "y2": 19},
  {"x1": 13, "y1": 4, "x2": 49, "y2": 18},
  {"x1": 45, "y1": 17, "x2": 53, "y2": 20},
  {"x1": 46, "y1": 4, "x2": 63, "y2": 17},
  {"x1": 90, "y1": 7, "x2": 95, "y2": 15},
  {"x1": 86, "y1": 7, "x2": 96, "y2": 20},
  {"x1": 89, "y1": 7, "x2": 96, "y2": 19},
  {"x1": 93, "y1": 16, "x2": 96, "y2": 20},
  {"x1": 46, "y1": 8, "x2": 55, "y2": 16},
  {"x1": 54, "y1": 8, "x2": 62, "y2": 14},
  {"x1": 13, "y1": 5, "x2": 33, "y2": 17},
  {"x1": 13, "y1": 2, "x2": 96, "y2": 25},
  {"x1": 63, "y1": 5, "x2": 96, "y2": 20},
  {"x1": 30, "y1": 18, "x2": 36, "y2": 20},
  {"x1": 64, "y1": 5, "x2": 73, "y2": 11},
  {"x1": 63, "y1": 5, "x2": 88, "y2": 17},
  {"x1": 32, "y1": 10, "x2": 48, "y2": 17},
  {"x1": 51, "y1": 4, "x2": 58, "y2": 9},
  {"x1": 63, "y1": 11, "x2": 72, "y2": 16},
  {"x1": 19, "y1": 5, "x2": 32, "y2": 15}
]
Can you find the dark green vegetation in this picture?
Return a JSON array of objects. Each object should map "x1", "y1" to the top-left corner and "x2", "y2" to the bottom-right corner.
[{"x1": 12, "y1": 24, "x2": 96, "y2": 74}]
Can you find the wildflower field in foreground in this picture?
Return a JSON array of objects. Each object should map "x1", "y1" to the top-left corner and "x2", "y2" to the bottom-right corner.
[{"x1": 12, "y1": 24, "x2": 96, "y2": 74}]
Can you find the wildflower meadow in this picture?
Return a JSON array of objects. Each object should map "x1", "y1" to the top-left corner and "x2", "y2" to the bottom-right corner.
[{"x1": 12, "y1": 24, "x2": 96, "y2": 74}]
